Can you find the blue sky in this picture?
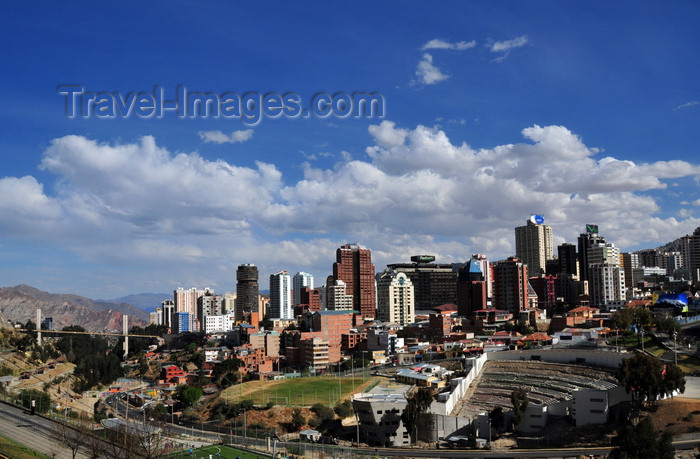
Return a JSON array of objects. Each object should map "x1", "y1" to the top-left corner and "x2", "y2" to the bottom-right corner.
[{"x1": 1, "y1": 1, "x2": 698, "y2": 299}]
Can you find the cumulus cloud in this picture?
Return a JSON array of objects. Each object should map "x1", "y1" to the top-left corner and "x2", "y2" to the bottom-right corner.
[
  {"x1": 414, "y1": 53, "x2": 449, "y2": 85},
  {"x1": 421, "y1": 39, "x2": 476, "y2": 51},
  {"x1": 198, "y1": 129, "x2": 254, "y2": 144},
  {"x1": 4, "y1": 123, "x2": 700, "y2": 295}
]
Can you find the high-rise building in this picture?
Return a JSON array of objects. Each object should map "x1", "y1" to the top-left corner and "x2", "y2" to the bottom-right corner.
[
  {"x1": 588, "y1": 263, "x2": 626, "y2": 307},
  {"x1": 679, "y1": 227, "x2": 700, "y2": 282},
  {"x1": 292, "y1": 272, "x2": 314, "y2": 306},
  {"x1": 236, "y1": 264, "x2": 259, "y2": 322},
  {"x1": 197, "y1": 290, "x2": 221, "y2": 330},
  {"x1": 386, "y1": 255, "x2": 459, "y2": 310},
  {"x1": 577, "y1": 224, "x2": 606, "y2": 282},
  {"x1": 269, "y1": 271, "x2": 293, "y2": 319},
  {"x1": 493, "y1": 257, "x2": 529, "y2": 314},
  {"x1": 457, "y1": 257, "x2": 487, "y2": 317},
  {"x1": 515, "y1": 215, "x2": 554, "y2": 277},
  {"x1": 326, "y1": 279, "x2": 354, "y2": 311},
  {"x1": 557, "y1": 243, "x2": 579, "y2": 279},
  {"x1": 332, "y1": 243, "x2": 376, "y2": 318},
  {"x1": 376, "y1": 269, "x2": 415, "y2": 326}
]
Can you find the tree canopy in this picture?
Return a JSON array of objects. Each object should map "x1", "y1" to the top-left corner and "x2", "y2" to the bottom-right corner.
[
  {"x1": 401, "y1": 387, "x2": 434, "y2": 442},
  {"x1": 617, "y1": 353, "x2": 685, "y2": 405},
  {"x1": 176, "y1": 385, "x2": 203, "y2": 409},
  {"x1": 609, "y1": 417, "x2": 674, "y2": 459},
  {"x1": 510, "y1": 388, "x2": 529, "y2": 430}
]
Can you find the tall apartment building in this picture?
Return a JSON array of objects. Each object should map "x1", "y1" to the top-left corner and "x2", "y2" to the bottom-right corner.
[
  {"x1": 269, "y1": 271, "x2": 293, "y2": 320},
  {"x1": 236, "y1": 264, "x2": 259, "y2": 322},
  {"x1": 326, "y1": 279, "x2": 354, "y2": 311},
  {"x1": 173, "y1": 287, "x2": 200, "y2": 319},
  {"x1": 197, "y1": 290, "x2": 221, "y2": 330},
  {"x1": 515, "y1": 215, "x2": 554, "y2": 277},
  {"x1": 386, "y1": 255, "x2": 458, "y2": 310},
  {"x1": 588, "y1": 263, "x2": 626, "y2": 308},
  {"x1": 292, "y1": 272, "x2": 314, "y2": 306},
  {"x1": 621, "y1": 252, "x2": 640, "y2": 290},
  {"x1": 376, "y1": 269, "x2": 415, "y2": 326},
  {"x1": 457, "y1": 257, "x2": 487, "y2": 317},
  {"x1": 493, "y1": 257, "x2": 529, "y2": 314},
  {"x1": 678, "y1": 227, "x2": 700, "y2": 281},
  {"x1": 577, "y1": 224, "x2": 606, "y2": 282},
  {"x1": 557, "y1": 243, "x2": 579, "y2": 279},
  {"x1": 332, "y1": 243, "x2": 376, "y2": 318}
]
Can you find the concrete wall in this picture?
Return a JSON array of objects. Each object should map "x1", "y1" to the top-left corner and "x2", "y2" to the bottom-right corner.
[
  {"x1": 429, "y1": 353, "x2": 487, "y2": 416},
  {"x1": 485, "y1": 349, "x2": 627, "y2": 369}
]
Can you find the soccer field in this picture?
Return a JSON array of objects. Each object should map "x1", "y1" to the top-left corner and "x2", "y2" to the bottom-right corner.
[{"x1": 222, "y1": 375, "x2": 378, "y2": 406}]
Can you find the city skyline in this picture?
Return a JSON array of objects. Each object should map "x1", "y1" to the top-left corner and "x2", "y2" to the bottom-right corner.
[{"x1": 1, "y1": 2, "x2": 699, "y2": 299}]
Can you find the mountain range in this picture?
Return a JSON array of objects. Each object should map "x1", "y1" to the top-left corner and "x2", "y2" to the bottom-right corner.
[{"x1": 0, "y1": 284, "x2": 150, "y2": 332}]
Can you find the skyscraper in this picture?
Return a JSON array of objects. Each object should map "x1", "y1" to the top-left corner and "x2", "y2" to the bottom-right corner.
[
  {"x1": 332, "y1": 243, "x2": 376, "y2": 318},
  {"x1": 577, "y1": 224, "x2": 606, "y2": 282},
  {"x1": 457, "y1": 257, "x2": 487, "y2": 317},
  {"x1": 493, "y1": 257, "x2": 529, "y2": 314},
  {"x1": 376, "y1": 269, "x2": 415, "y2": 326},
  {"x1": 269, "y1": 271, "x2": 293, "y2": 319},
  {"x1": 236, "y1": 264, "x2": 259, "y2": 322},
  {"x1": 515, "y1": 215, "x2": 554, "y2": 277},
  {"x1": 386, "y1": 255, "x2": 459, "y2": 310},
  {"x1": 292, "y1": 272, "x2": 314, "y2": 306},
  {"x1": 557, "y1": 243, "x2": 579, "y2": 279}
]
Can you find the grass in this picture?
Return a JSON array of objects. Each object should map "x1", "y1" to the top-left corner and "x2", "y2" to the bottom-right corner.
[
  {"x1": 167, "y1": 444, "x2": 266, "y2": 458},
  {"x1": 222, "y1": 375, "x2": 377, "y2": 406},
  {"x1": 0, "y1": 434, "x2": 51, "y2": 459}
]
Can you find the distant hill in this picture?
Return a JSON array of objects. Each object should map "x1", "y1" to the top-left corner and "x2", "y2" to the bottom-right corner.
[
  {"x1": 0, "y1": 284, "x2": 148, "y2": 332},
  {"x1": 99, "y1": 293, "x2": 171, "y2": 313}
]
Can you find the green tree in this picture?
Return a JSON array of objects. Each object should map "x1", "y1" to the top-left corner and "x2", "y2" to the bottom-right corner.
[
  {"x1": 609, "y1": 417, "x2": 674, "y2": 459},
  {"x1": 489, "y1": 406, "x2": 504, "y2": 433},
  {"x1": 291, "y1": 407, "x2": 306, "y2": 430},
  {"x1": 401, "y1": 387, "x2": 434, "y2": 442},
  {"x1": 176, "y1": 385, "x2": 203, "y2": 409},
  {"x1": 660, "y1": 363, "x2": 686, "y2": 398},
  {"x1": 334, "y1": 399, "x2": 354, "y2": 419},
  {"x1": 311, "y1": 403, "x2": 335, "y2": 423},
  {"x1": 212, "y1": 357, "x2": 244, "y2": 389},
  {"x1": 618, "y1": 353, "x2": 665, "y2": 406},
  {"x1": 510, "y1": 388, "x2": 529, "y2": 431},
  {"x1": 655, "y1": 314, "x2": 681, "y2": 337}
]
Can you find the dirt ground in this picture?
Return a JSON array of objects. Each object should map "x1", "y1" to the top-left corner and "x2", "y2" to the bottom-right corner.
[{"x1": 644, "y1": 398, "x2": 700, "y2": 435}]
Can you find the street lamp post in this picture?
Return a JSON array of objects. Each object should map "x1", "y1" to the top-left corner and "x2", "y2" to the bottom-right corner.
[{"x1": 673, "y1": 331, "x2": 678, "y2": 366}]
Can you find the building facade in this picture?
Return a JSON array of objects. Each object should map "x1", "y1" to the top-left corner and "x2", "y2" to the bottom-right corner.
[
  {"x1": 515, "y1": 215, "x2": 554, "y2": 277},
  {"x1": 376, "y1": 269, "x2": 415, "y2": 326},
  {"x1": 332, "y1": 243, "x2": 376, "y2": 318},
  {"x1": 292, "y1": 272, "x2": 314, "y2": 306},
  {"x1": 269, "y1": 271, "x2": 293, "y2": 320},
  {"x1": 236, "y1": 264, "x2": 259, "y2": 322}
]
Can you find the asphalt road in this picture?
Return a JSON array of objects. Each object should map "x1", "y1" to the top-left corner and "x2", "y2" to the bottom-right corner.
[{"x1": 0, "y1": 401, "x2": 90, "y2": 459}]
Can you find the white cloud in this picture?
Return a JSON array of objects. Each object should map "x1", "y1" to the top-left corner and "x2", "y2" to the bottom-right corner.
[
  {"x1": 198, "y1": 129, "x2": 254, "y2": 144},
  {"x1": 414, "y1": 53, "x2": 449, "y2": 85},
  {"x1": 421, "y1": 39, "x2": 476, "y2": 51},
  {"x1": 489, "y1": 35, "x2": 528, "y2": 53},
  {"x1": 692, "y1": 199, "x2": 700, "y2": 206},
  {"x1": 4, "y1": 123, "x2": 700, "y2": 296},
  {"x1": 674, "y1": 101, "x2": 699, "y2": 111}
]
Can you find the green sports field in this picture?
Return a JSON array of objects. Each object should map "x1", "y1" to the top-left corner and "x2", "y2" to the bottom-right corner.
[
  {"x1": 167, "y1": 444, "x2": 267, "y2": 458},
  {"x1": 222, "y1": 375, "x2": 378, "y2": 406}
]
